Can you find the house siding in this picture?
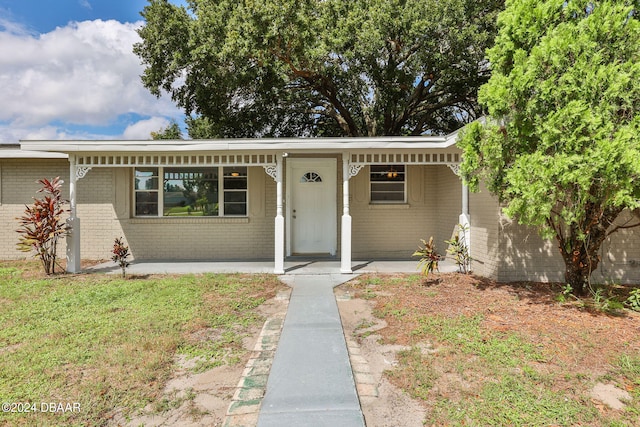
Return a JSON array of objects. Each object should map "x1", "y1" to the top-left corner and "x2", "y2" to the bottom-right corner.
[
  {"x1": 471, "y1": 183, "x2": 640, "y2": 284},
  {"x1": 4, "y1": 156, "x2": 639, "y2": 284},
  {"x1": 351, "y1": 165, "x2": 461, "y2": 260},
  {"x1": 435, "y1": 165, "x2": 463, "y2": 251},
  {"x1": 118, "y1": 166, "x2": 275, "y2": 260},
  {"x1": 498, "y1": 209, "x2": 640, "y2": 284},
  {"x1": 0, "y1": 159, "x2": 70, "y2": 260},
  {"x1": 0, "y1": 160, "x2": 275, "y2": 262},
  {"x1": 468, "y1": 183, "x2": 501, "y2": 278}
]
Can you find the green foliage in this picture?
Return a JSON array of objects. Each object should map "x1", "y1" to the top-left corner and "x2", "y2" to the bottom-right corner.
[
  {"x1": 624, "y1": 288, "x2": 640, "y2": 311},
  {"x1": 15, "y1": 177, "x2": 67, "y2": 275},
  {"x1": 555, "y1": 283, "x2": 575, "y2": 303},
  {"x1": 430, "y1": 375, "x2": 590, "y2": 425},
  {"x1": 589, "y1": 287, "x2": 625, "y2": 314},
  {"x1": 459, "y1": 0, "x2": 640, "y2": 294},
  {"x1": 135, "y1": 0, "x2": 504, "y2": 138},
  {"x1": 111, "y1": 237, "x2": 131, "y2": 278},
  {"x1": 412, "y1": 236, "x2": 440, "y2": 277},
  {"x1": 151, "y1": 121, "x2": 183, "y2": 139},
  {"x1": 445, "y1": 223, "x2": 472, "y2": 273}
]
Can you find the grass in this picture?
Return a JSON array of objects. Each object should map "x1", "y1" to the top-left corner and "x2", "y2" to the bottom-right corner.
[
  {"x1": 0, "y1": 262, "x2": 280, "y2": 426},
  {"x1": 411, "y1": 314, "x2": 590, "y2": 425},
  {"x1": 346, "y1": 273, "x2": 640, "y2": 427}
]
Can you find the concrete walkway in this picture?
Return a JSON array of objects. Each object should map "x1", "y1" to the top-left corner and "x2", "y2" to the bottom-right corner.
[{"x1": 257, "y1": 274, "x2": 365, "y2": 427}]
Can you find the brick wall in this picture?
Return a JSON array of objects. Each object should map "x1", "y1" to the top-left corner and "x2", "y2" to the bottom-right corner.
[
  {"x1": 351, "y1": 165, "x2": 455, "y2": 260},
  {"x1": 4, "y1": 158, "x2": 638, "y2": 283},
  {"x1": 0, "y1": 161, "x2": 275, "y2": 262},
  {"x1": 499, "y1": 209, "x2": 640, "y2": 284},
  {"x1": 0, "y1": 159, "x2": 71, "y2": 260},
  {"x1": 117, "y1": 166, "x2": 275, "y2": 260},
  {"x1": 435, "y1": 165, "x2": 463, "y2": 253},
  {"x1": 468, "y1": 182, "x2": 501, "y2": 278}
]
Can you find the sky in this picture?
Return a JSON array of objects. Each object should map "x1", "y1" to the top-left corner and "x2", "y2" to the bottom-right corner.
[{"x1": 0, "y1": 0, "x2": 187, "y2": 143}]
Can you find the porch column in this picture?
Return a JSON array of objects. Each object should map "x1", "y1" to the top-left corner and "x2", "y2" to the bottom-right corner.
[
  {"x1": 460, "y1": 181, "x2": 471, "y2": 256},
  {"x1": 66, "y1": 155, "x2": 81, "y2": 273},
  {"x1": 341, "y1": 154, "x2": 352, "y2": 273},
  {"x1": 448, "y1": 163, "x2": 471, "y2": 260},
  {"x1": 274, "y1": 155, "x2": 285, "y2": 274}
]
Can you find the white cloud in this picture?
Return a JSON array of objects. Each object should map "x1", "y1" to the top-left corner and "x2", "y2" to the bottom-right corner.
[
  {"x1": 122, "y1": 116, "x2": 171, "y2": 140},
  {"x1": 0, "y1": 16, "x2": 36, "y2": 37},
  {"x1": 0, "y1": 19, "x2": 182, "y2": 142},
  {"x1": 79, "y1": 0, "x2": 92, "y2": 10}
]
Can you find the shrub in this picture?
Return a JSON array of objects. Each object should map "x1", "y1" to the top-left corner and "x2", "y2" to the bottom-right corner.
[
  {"x1": 445, "y1": 224, "x2": 472, "y2": 274},
  {"x1": 625, "y1": 288, "x2": 640, "y2": 312},
  {"x1": 413, "y1": 236, "x2": 441, "y2": 277},
  {"x1": 112, "y1": 237, "x2": 130, "y2": 278},
  {"x1": 16, "y1": 177, "x2": 67, "y2": 275}
]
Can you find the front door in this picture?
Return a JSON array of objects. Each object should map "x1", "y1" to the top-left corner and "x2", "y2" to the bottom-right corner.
[{"x1": 288, "y1": 158, "x2": 337, "y2": 255}]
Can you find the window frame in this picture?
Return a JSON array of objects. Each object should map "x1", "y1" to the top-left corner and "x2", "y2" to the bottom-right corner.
[
  {"x1": 369, "y1": 164, "x2": 407, "y2": 204},
  {"x1": 133, "y1": 166, "x2": 248, "y2": 218}
]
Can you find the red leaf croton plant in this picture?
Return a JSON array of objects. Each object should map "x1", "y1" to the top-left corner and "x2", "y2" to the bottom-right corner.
[{"x1": 16, "y1": 177, "x2": 68, "y2": 275}]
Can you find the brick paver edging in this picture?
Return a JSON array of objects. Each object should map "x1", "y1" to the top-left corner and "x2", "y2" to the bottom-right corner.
[{"x1": 222, "y1": 291, "x2": 289, "y2": 427}]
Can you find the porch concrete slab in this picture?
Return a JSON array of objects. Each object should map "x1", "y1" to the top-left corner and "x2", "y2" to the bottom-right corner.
[
  {"x1": 257, "y1": 274, "x2": 365, "y2": 427},
  {"x1": 87, "y1": 259, "x2": 458, "y2": 275}
]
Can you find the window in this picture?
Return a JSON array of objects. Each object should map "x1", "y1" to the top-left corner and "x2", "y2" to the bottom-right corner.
[
  {"x1": 134, "y1": 166, "x2": 247, "y2": 217},
  {"x1": 163, "y1": 168, "x2": 219, "y2": 216},
  {"x1": 370, "y1": 165, "x2": 406, "y2": 203},
  {"x1": 300, "y1": 172, "x2": 322, "y2": 183},
  {"x1": 134, "y1": 168, "x2": 159, "y2": 216}
]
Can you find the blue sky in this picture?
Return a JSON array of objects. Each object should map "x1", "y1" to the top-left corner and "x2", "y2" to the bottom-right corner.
[{"x1": 0, "y1": 0, "x2": 186, "y2": 142}]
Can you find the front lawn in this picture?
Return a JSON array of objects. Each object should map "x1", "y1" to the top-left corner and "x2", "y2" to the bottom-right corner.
[
  {"x1": 0, "y1": 262, "x2": 280, "y2": 426},
  {"x1": 342, "y1": 273, "x2": 640, "y2": 426}
]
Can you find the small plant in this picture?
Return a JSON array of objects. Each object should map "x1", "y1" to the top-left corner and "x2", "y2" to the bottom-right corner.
[
  {"x1": 625, "y1": 288, "x2": 640, "y2": 312},
  {"x1": 16, "y1": 177, "x2": 67, "y2": 275},
  {"x1": 445, "y1": 224, "x2": 472, "y2": 274},
  {"x1": 112, "y1": 237, "x2": 130, "y2": 278},
  {"x1": 413, "y1": 236, "x2": 441, "y2": 277},
  {"x1": 556, "y1": 283, "x2": 575, "y2": 303},
  {"x1": 590, "y1": 287, "x2": 624, "y2": 314}
]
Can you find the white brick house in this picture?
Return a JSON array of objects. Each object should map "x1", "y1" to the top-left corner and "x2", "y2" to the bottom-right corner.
[{"x1": 1, "y1": 135, "x2": 639, "y2": 283}]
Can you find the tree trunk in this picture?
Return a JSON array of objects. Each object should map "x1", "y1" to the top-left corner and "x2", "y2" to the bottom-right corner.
[
  {"x1": 556, "y1": 205, "x2": 624, "y2": 296},
  {"x1": 563, "y1": 259, "x2": 592, "y2": 296}
]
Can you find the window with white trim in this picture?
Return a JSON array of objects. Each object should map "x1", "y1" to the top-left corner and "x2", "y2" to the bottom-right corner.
[
  {"x1": 370, "y1": 165, "x2": 406, "y2": 203},
  {"x1": 134, "y1": 167, "x2": 247, "y2": 217}
]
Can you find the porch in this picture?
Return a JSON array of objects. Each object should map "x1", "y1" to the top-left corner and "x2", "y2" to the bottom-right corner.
[
  {"x1": 87, "y1": 258, "x2": 460, "y2": 275},
  {"x1": 20, "y1": 135, "x2": 468, "y2": 275}
]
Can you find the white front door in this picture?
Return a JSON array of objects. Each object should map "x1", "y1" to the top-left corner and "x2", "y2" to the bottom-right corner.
[{"x1": 288, "y1": 159, "x2": 337, "y2": 255}]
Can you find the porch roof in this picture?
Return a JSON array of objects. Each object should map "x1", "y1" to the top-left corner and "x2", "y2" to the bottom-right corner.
[
  {"x1": 20, "y1": 133, "x2": 458, "y2": 151},
  {"x1": 18, "y1": 133, "x2": 462, "y2": 167}
]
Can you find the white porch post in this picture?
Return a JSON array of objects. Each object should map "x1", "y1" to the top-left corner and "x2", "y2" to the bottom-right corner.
[
  {"x1": 341, "y1": 154, "x2": 352, "y2": 273},
  {"x1": 66, "y1": 155, "x2": 81, "y2": 273},
  {"x1": 448, "y1": 163, "x2": 471, "y2": 262},
  {"x1": 274, "y1": 155, "x2": 285, "y2": 274},
  {"x1": 460, "y1": 181, "x2": 471, "y2": 255}
]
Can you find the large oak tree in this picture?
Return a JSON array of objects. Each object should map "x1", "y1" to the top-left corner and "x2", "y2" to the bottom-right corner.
[
  {"x1": 460, "y1": 0, "x2": 640, "y2": 294},
  {"x1": 134, "y1": 0, "x2": 503, "y2": 137}
]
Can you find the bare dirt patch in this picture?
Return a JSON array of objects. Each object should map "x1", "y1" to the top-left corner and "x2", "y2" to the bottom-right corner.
[
  {"x1": 337, "y1": 296, "x2": 426, "y2": 427},
  {"x1": 109, "y1": 295, "x2": 288, "y2": 427}
]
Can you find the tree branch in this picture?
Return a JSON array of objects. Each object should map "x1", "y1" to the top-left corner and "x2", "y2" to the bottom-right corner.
[{"x1": 272, "y1": 48, "x2": 360, "y2": 136}]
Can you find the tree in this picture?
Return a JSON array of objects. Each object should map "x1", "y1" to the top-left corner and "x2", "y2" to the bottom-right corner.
[
  {"x1": 459, "y1": 0, "x2": 640, "y2": 295},
  {"x1": 134, "y1": 0, "x2": 504, "y2": 138},
  {"x1": 16, "y1": 177, "x2": 68, "y2": 275},
  {"x1": 151, "y1": 121, "x2": 183, "y2": 139}
]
